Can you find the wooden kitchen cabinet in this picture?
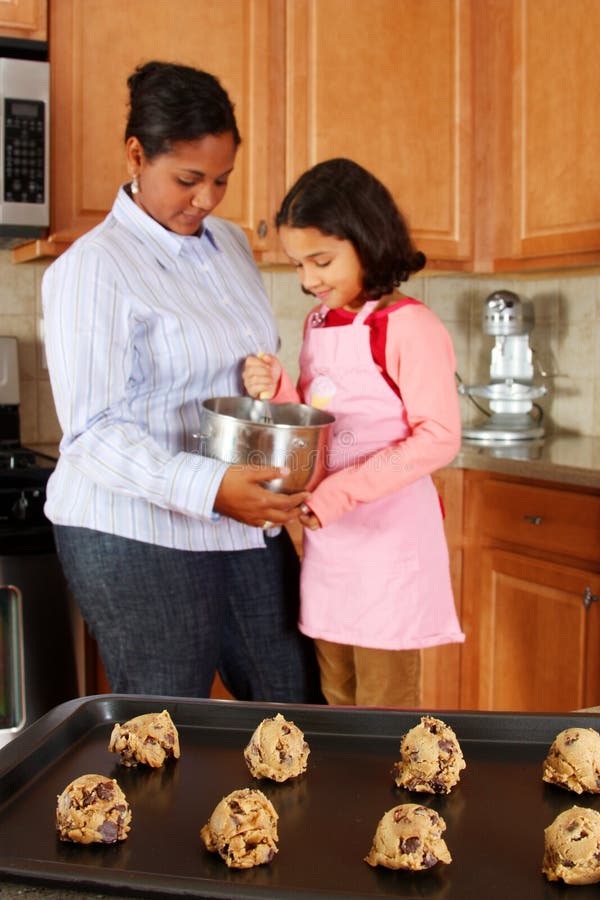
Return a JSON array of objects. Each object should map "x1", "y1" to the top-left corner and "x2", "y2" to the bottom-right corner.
[
  {"x1": 460, "y1": 471, "x2": 600, "y2": 712},
  {"x1": 474, "y1": 0, "x2": 600, "y2": 271},
  {"x1": 286, "y1": 0, "x2": 474, "y2": 270},
  {"x1": 15, "y1": 0, "x2": 600, "y2": 272},
  {"x1": 0, "y1": 0, "x2": 46, "y2": 40},
  {"x1": 44, "y1": 0, "x2": 285, "y2": 255},
  {"x1": 287, "y1": 0, "x2": 600, "y2": 273}
]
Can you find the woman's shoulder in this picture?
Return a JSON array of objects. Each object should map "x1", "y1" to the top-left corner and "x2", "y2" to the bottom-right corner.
[{"x1": 205, "y1": 215, "x2": 253, "y2": 256}]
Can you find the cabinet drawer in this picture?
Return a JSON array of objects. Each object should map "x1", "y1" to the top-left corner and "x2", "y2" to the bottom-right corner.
[{"x1": 479, "y1": 480, "x2": 600, "y2": 562}]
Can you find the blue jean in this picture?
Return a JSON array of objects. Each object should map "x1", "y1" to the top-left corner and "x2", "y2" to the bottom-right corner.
[{"x1": 54, "y1": 525, "x2": 323, "y2": 703}]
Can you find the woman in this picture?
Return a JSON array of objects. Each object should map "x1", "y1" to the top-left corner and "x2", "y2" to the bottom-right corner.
[{"x1": 42, "y1": 60, "x2": 321, "y2": 703}]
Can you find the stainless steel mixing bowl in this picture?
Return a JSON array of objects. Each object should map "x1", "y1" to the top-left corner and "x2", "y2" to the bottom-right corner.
[{"x1": 196, "y1": 397, "x2": 335, "y2": 493}]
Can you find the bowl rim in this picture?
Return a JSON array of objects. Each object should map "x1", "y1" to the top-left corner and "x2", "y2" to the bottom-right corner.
[{"x1": 201, "y1": 396, "x2": 335, "y2": 428}]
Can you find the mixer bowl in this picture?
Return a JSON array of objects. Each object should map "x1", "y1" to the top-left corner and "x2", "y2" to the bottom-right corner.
[{"x1": 196, "y1": 397, "x2": 335, "y2": 493}]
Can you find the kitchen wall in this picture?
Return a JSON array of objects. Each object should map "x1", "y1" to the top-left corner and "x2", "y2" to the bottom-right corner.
[{"x1": 1, "y1": 249, "x2": 599, "y2": 444}]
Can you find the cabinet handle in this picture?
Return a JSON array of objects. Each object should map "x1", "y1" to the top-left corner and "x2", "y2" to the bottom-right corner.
[
  {"x1": 523, "y1": 514, "x2": 542, "y2": 525},
  {"x1": 257, "y1": 219, "x2": 268, "y2": 239},
  {"x1": 583, "y1": 587, "x2": 599, "y2": 611}
]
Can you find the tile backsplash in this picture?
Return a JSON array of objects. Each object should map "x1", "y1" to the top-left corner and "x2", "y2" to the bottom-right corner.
[{"x1": 1, "y1": 250, "x2": 599, "y2": 444}]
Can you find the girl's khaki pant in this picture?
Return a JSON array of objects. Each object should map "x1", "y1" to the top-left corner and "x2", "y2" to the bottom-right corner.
[{"x1": 314, "y1": 638, "x2": 422, "y2": 708}]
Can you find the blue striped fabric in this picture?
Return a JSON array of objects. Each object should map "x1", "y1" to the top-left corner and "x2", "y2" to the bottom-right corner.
[{"x1": 42, "y1": 186, "x2": 279, "y2": 551}]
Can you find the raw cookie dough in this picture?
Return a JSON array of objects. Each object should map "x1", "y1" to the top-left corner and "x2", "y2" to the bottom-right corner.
[
  {"x1": 200, "y1": 788, "x2": 279, "y2": 869},
  {"x1": 542, "y1": 727, "x2": 600, "y2": 794},
  {"x1": 56, "y1": 774, "x2": 131, "y2": 844},
  {"x1": 364, "y1": 803, "x2": 452, "y2": 870},
  {"x1": 244, "y1": 713, "x2": 310, "y2": 782},
  {"x1": 392, "y1": 715, "x2": 466, "y2": 794},
  {"x1": 543, "y1": 806, "x2": 600, "y2": 885},
  {"x1": 108, "y1": 709, "x2": 180, "y2": 768}
]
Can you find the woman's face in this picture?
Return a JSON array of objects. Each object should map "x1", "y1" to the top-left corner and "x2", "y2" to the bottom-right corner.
[
  {"x1": 127, "y1": 131, "x2": 237, "y2": 235},
  {"x1": 278, "y1": 225, "x2": 365, "y2": 310}
]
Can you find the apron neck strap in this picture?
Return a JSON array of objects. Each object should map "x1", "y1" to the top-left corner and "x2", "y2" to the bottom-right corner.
[{"x1": 354, "y1": 300, "x2": 378, "y2": 325}]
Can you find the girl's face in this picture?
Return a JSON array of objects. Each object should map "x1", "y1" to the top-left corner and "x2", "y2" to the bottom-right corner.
[
  {"x1": 278, "y1": 226, "x2": 365, "y2": 310},
  {"x1": 126, "y1": 132, "x2": 237, "y2": 235}
]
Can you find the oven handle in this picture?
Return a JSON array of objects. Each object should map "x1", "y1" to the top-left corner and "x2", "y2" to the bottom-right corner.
[{"x1": 0, "y1": 585, "x2": 26, "y2": 738}]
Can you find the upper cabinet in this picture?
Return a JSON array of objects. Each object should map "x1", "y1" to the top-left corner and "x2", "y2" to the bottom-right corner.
[
  {"x1": 474, "y1": 0, "x2": 600, "y2": 271},
  {"x1": 0, "y1": 0, "x2": 47, "y2": 40},
  {"x1": 13, "y1": 0, "x2": 600, "y2": 272},
  {"x1": 45, "y1": 0, "x2": 285, "y2": 255},
  {"x1": 286, "y1": 0, "x2": 474, "y2": 270}
]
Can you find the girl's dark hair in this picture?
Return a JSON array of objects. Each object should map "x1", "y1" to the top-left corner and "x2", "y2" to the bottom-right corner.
[
  {"x1": 125, "y1": 60, "x2": 241, "y2": 159},
  {"x1": 275, "y1": 158, "x2": 425, "y2": 297}
]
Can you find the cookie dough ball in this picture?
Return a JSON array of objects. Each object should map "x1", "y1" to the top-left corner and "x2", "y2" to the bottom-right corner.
[
  {"x1": 56, "y1": 774, "x2": 131, "y2": 844},
  {"x1": 364, "y1": 803, "x2": 451, "y2": 871},
  {"x1": 543, "y1": 806, "x2": 600, "y2": 884},
  {"x1": 542, "y1": 727, "x2": 600, "y2": 794},
  {"x1": 392, "y1": 715, "x2": 466, "y2": 794},
  {"x1": 200, "y1": 788, "x2": 278, "y2": 869},
  {"x1": 108, "y1": 709, "x2": 180, "y2": 768},
  {"x1": 244, "y1": 713, "x2": 310, "y2": 782}
]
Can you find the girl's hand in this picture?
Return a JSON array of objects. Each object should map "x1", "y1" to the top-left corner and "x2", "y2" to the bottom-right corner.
[
  {"x1": 242, "y1": 352, "x2": 282, "y2": 400},
  {"x1": 214, "y1": 463, "x2": 309, "y2": 528},
  {"x1": 300, "y1": 503, "x2": 322, "y2": 530}
]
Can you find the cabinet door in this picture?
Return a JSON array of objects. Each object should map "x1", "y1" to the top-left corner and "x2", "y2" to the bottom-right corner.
[
  {"x1": 488, "y1": 0, "x2": 600, "y2": 270},
  {"x1": 0, "y1": 0, "x2": 46, "y2": 40},
  {"x1": 461, "y1": 548, "x2": 600, "y2": 712},
  {"x1": 49, "y1": 0, "x2": 284, "y2": 253},
  {"x1": 286, "y1": 0, "x2": 473, "y2": 269}
]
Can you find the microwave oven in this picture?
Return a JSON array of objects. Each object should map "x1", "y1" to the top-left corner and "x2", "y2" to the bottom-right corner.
[{"x1": 0, "y1": 56, "x2": 50, "y2": 248}]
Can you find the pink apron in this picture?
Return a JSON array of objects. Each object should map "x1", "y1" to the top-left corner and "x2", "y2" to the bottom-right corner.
[{"x1": 298, "y1": 299, "x2": 464, "y2": 651}]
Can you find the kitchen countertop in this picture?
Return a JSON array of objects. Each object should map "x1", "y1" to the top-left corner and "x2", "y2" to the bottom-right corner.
[{"x1": 454, "y1": 432, "x2": 600, "y2": 490}]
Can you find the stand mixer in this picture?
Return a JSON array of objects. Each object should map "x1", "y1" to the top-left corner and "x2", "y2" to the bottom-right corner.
[{"x1": 458, "y1": 290, "x2": 547, "y2": 442}]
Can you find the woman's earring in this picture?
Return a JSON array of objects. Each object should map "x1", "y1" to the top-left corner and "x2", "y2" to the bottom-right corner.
[{"x1": 131, "y1": 175, "x2": 139, "y2": 195}]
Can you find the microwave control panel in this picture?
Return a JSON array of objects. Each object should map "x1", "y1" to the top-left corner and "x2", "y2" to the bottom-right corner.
[{"x1": 3, "y1": 98, "x2": 45, "y2": 204}]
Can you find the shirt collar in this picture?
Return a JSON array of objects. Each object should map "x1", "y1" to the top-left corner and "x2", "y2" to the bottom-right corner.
[{"x1": 111, "y1": 185, "x2": 219, "y2": 268}]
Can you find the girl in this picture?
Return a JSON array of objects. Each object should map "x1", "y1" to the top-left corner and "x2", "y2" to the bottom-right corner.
[{"x1": 243, "y1": 158, "x2": 464, "y2": 708}]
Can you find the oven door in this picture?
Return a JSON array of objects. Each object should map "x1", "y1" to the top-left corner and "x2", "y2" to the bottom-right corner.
[{"x1": 0, "y1": 585, "x2": 25, "y2": 747}]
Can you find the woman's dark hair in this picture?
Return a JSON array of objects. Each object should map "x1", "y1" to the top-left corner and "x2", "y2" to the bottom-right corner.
[
  {"x1": 125, "y1": 60, "x2": 241, "y2": 159},
  {"x1": 275, "y1": 158, "x2": 425, "y2": 297}
]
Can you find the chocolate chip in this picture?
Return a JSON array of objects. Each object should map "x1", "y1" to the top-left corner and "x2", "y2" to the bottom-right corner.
[
  {"x1": 393, "y1": 809, "x2": 411, "y2": 824},
  {"x1": 423, "y1": 851, "x2": 438, "y2": 868},
  {"x1": 99, "y1": 820, "x2": 118, "y2": 843},
  {"x1": 81, "y1": 790, "x2": 95, "y2": 807},
  {"x1": 438, "y1": 739, "x2": 455, "y2": 753},
  {"x1": 401, "y1": 836, "x2": 421, "y2": 854},
  {"x1": 96, "y1": 782, "x2": 115, "y2": 801}
]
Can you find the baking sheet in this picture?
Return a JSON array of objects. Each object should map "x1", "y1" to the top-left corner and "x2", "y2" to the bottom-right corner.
[{"x1": 1, "y1": 696, "x2": 600, "y2": 899}]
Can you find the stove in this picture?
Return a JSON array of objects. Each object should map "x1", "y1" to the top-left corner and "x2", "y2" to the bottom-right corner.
[
  {"x1": 0, "y1": 447, "x2": 56, "y2": 545},
  {"x1": 0, "y1": 336, "x2": 77, "y2": 747}
]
